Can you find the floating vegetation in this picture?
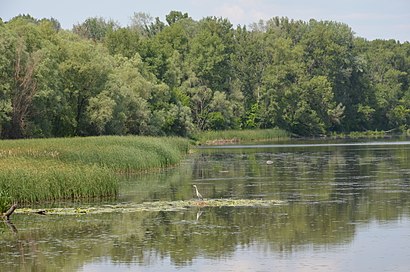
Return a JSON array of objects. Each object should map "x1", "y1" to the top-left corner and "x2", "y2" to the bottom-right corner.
[{"x1": 15, "y1": 199, "x2": 287, "y2": 215}]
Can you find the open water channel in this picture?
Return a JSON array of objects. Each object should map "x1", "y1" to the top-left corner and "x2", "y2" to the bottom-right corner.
[{"x1": 1, "y1": 138, "x2": 410, "y2": 271}]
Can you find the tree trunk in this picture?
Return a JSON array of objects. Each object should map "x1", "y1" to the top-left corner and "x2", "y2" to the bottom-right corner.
[
  {"x1": 3, "y1": 203, "x2": 18, "y2": 221},
  {"x1": 7, "y1": 39, "x2": 40, "y2": 138}
]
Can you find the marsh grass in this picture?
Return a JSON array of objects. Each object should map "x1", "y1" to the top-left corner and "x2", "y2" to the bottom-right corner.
[
  {"x1": 196, "y1": 128, "x2": 289, "y2": 145},
  {"x1": 0, "y1": 136, "x2": 189, "y2": 210},
  {"x1": 328, "y1": 130, "x2": 389, "y2": 139}
]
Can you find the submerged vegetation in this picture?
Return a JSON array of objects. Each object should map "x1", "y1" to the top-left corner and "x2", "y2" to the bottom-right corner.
[{"x1": 0, "y1": 136, "x2": 189, "y2": 210}]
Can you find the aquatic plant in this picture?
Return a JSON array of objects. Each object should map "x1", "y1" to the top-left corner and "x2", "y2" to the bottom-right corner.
[
  {"x1": 0, "y1": 190, "x2": 13, "y2": 213},
  {"x1": 15, "y1": 199, "x2": 287, "y2": 215},
  {"x1": 196, "y1": 128, "x2": 289, "y2": 145},
  {"x1": 0, "y1": 136, "x2": 189, "y2": 206}
]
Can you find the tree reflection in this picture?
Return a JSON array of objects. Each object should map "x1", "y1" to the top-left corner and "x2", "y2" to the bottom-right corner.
[{"x1": 1, "y1": 141, "x2": 409, "y2": 270}]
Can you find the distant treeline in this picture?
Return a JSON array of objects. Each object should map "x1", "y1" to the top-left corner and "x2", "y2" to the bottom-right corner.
[{"x1": 0, "y1": 12, "x2": 409, "y2": 139}]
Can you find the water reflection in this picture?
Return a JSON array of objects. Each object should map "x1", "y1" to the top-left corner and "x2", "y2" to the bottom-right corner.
[{"x1": 1, "y1": 139, "x2": 410, "y2": 271}]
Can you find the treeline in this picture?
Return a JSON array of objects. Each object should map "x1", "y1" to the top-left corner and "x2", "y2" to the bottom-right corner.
[{"x1": 0, "y1": 12, "x2": 409, "y2": 139}]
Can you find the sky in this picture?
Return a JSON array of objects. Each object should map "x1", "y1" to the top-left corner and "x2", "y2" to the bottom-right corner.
[{"x1": 1, "y1": 0, "x2": 409, "y2": 42}]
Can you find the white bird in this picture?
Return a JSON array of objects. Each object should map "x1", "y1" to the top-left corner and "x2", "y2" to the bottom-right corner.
[
  {"x1": 266, "y1": 160, "x2": 273, "y2": 165},
  {"x1": 193, "y1": 185, "x2": 203, "y2": 200}
]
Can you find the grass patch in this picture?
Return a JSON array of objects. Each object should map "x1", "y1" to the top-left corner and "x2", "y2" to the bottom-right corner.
[
  {"x1": 0, "y1": 136, "x2": 189, "y2": 210},
  {"x1": 195, "y1": 128, "x2": 289, "y2": 145},
  {"x1": 329, "y1": 130, "x2": 389, "y2": 139}
]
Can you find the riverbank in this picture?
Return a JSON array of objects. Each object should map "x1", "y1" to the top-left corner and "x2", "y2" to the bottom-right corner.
[
  {"x1": 329, "y1": 129, "x2": 410, "y2": 139},
  {"x1": 0, "y1": 136, "x2": 189, "y2": 212},
  {"x1": 195, "y1": 128, "x2": 290, "y2": 145}
]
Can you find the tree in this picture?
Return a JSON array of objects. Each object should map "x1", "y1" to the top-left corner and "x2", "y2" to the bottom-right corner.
[
  {"x1": 360, "y1": 39, "x2": 410, "y2": 130},
  {"x1": 130, "y1": 12, "x2": 153, "y2": 35},
  {"x1": 188, "y1": 85, "x2": 213, "y2": 130},
  {"x1": 73, "y1": 17, "x2": 119, "y2": 41},
  {"x1": 129, "y1": 12, "x2": 164, "y2": 37},
  {"x1": 0, "y1": 16, "x2": 69, "y2": 138},
  {"x1": 154, "y1": 19, "x2": 193, "y2": 86},
  {"x1": 104, "y1": 27, "x2": 140, "y2": 58},
  {"x1": 86, "y1": 91, "x2": 116, "y2": 134},
  {"x1": 0, "y1": 23, "x2": 15, "y2": 137},
  {"x1": 299, "y1": 76, "x2": 341, "y2": 134},
  {"x1": 166, "y1": 11, "x2": 189, "y2": 26},
  {"x1": 300, "y1": 20, "x2": 361, "y2": 131},
  {"x1": 99, "y1": 55, "x2": 164, "y2": 135},
  {"x1": 1, "y1": 13, "x2": 409, "y2": 138},
  {"x1": 258, "y1": 36, "x2": 305, "y2": 131},
  {"x1": 232, "y1": 26, "x2": 267, "y2": 111},
  {"x1": 188, "y1": 17, "x2": 234, "y2": 92},
  {"x1": 208, "y1": 91, "x2": 236, "y2": 130},
  {"x1": 59, "y1": 36, "x2": 113, "y2": 136},
  {"x1": 3, "y1": 17, "x2": 46, "y2": 138}
]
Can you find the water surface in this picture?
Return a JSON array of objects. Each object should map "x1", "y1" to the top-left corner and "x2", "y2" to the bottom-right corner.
[{"x1": 1, "y1": 138, "x2": 410, "y2": 271}]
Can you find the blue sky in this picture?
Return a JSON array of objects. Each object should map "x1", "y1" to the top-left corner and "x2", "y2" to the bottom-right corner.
[{"x1": 1, "y1": 0, "x2": 409, "y2": 41}]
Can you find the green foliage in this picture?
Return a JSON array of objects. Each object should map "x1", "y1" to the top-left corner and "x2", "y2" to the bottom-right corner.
[
  {"x1": 73, "y1": 17, "x2": 119, "y2": 41},
  {"x1": 0, "y1": 24, "x2": 14, "y2": 132},
  {"x1": 166, "y1": 11, "x2": 189, "y2": 25},
  {"x1": 0, "y1": 158, "x2": 118, "y2": 203},
  {"x1": 0, "y1": 189, "x2": 12, "y2": 213},
  {"x1": 0, "y1": 136, "x2": 189, "y2": 204},
  {"x1": 0, "y1": 13, "x2": 409, "y2": 138},
  {"x1": 196, "y1": 128, "x2": 289, "y2": 144},
  {"x1": 105, "y1": 27, "x2": 140, "y2": 58}
]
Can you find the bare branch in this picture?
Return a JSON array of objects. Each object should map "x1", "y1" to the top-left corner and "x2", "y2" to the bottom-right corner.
[{"x1": 3, "y1": 203, "x2": 18, "y2": 221}]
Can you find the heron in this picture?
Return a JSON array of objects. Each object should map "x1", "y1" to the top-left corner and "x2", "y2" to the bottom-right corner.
[{"x1": 192, "y1": 185, "x2": 203, "y2": 200}]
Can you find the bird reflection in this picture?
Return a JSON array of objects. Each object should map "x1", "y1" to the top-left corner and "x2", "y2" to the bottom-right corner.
[{"x1": 196, "y1": 210, "x2": 203, "y2": 221}]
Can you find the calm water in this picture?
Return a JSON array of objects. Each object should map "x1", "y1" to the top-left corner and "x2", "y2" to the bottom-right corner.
[{"x1": 1, "y1": 139, "x2": 410, "y2": 271}]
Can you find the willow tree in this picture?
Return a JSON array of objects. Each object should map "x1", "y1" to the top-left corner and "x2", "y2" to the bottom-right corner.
[{"x1": 0, "y1": 16, "x2": 48, "y2": 138}]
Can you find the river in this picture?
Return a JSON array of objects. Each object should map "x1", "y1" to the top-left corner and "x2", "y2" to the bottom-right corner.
[{"x1": 1, "y1": 138, "x2": 410, "y2": 271}]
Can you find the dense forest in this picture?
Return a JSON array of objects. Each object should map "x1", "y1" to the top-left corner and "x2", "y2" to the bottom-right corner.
[{"x1": 0, "y1": 11, "x2": 409, "y2": 139}]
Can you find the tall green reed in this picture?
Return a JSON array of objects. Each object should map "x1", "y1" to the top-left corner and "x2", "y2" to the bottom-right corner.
[
  {"x1": 0, "y1": 136, "x2": 189, "y2": 209},
  {"x1": 196, "y1": 128, "x2": 289, "y2": 144}
]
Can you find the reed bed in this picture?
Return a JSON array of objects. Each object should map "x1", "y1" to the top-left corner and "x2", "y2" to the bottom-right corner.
[
  {"x1": 196, "y1": 128, "x2": 290, "y2": 145},
  {"x1": 0, "y1": 158, "x2": 117, "y2": 204},
  {"x1": 0, "y1": 136, "x2": 189, "y2": 210}
]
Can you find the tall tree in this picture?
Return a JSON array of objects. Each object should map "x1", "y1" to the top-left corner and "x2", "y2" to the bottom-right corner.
[
  {"x1": 188, "y1": 17, "x2": 234, "y2": 92},
  {"x1": 166, "y1": 11, "x2": 189, "y2": 26},
  {"x1": 300, "y1": 20, "x2": 362, "y2": 131},
  {"x1": 73, "y1": 17, "x2": 119, "y2": 41},
  {"x1": 0, "y1": 22, "x2": 15, "y2": 137},
  {"x1": 3, "y1": 16, "x2": 46, "y2": 138},
  {"x1": 232, "y1": 26, "x2": 267, "y2": 117},
  {"x1": 104, "y1": 27, "x2": 140, "y2": 58},
  {"x1": 59, "y1": 36, "x2": 113, "y2": 135}
]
